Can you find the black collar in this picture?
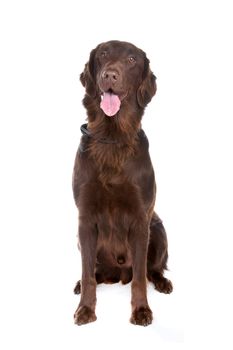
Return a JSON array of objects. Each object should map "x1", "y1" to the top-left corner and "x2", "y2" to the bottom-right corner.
[{"x1": 80, "y1": 123, "x2": 118, "y2": 144}]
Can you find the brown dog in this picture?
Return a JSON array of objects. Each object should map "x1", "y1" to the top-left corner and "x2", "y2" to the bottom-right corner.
[{"x1": 73, "y1": 40, "x2": 173, "y2": 326}]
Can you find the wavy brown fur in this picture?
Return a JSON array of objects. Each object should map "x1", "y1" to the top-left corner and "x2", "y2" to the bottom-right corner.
[
  {"x1": 73, "y1": 41, "x2": 173, "y2": 326},
  {"x1": 83, "y1": 94, "x2": 142, "y2": 185}
]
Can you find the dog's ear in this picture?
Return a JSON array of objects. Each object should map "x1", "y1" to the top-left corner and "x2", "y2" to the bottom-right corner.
[
  {"x1": 80, "y1": 48, "x2": 97, "y2": 98},
  {"x1": 137, "y1": 56, "x2": 157, "y2": 108}
]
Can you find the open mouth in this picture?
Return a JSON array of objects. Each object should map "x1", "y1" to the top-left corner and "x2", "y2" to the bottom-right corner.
[{"x1": 100, "y1": 89, "x2": 127, "y2": 117}]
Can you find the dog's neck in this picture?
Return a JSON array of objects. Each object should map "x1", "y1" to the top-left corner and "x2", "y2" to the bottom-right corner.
[
  {"x1": 82, "y1": 94, "x2": 144, "y2": 186},
  {"x1": 83, "y1": 94, "x2": 144, "y2": 144}
]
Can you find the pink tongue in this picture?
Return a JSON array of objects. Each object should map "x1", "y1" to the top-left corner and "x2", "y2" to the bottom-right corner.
[{"x1": 100, "y1": 92, "x2": 121, "y2": 117}]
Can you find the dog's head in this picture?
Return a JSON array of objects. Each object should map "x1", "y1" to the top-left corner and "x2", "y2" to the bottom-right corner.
[{"x1": 80, "y1": 40, "x2": 157, "y2": 117}]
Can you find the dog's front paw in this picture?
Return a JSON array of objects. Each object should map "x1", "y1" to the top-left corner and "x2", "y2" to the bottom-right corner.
[
  {"x1": 74, "y1": 306, "x2": 97, "y2": 326},
  {"x1": 130, "y1": 306, "x2": 153, "y2": 326}
]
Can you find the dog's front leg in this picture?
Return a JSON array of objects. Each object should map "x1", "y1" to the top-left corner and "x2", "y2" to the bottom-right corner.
[
  {"x1": 74, "y1": 221, "x2": 98, "y2": 326},
  {"x1": 129, "y1": 221, "x2": 152, "y2": 326}
]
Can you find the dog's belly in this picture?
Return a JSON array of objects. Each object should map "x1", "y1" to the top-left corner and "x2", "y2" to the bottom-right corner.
[
  {"x1": 80, "y1": 181, "x2": 144, "y2": 266},
  {"x1": 96, "y1": 209, "x2": 132, "y2": 267}
]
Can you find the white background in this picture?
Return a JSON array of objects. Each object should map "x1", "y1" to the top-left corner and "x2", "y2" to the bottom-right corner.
[{"x1": 0, "y1": 0, "x2": 232, "y2": 348}]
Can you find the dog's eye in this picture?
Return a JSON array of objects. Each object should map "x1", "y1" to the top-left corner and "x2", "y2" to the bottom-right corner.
[{"x1": 128, "y1": 56, "x2": 136, "y2": 64}]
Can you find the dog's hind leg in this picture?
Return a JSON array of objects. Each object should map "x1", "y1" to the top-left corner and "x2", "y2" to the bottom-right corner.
[
  {"x1": 74, "y1": 280, "x2": 81, "y2": 295},
  {"x1": 147, "y1": 212, "x2": 173, "y2": 294}
]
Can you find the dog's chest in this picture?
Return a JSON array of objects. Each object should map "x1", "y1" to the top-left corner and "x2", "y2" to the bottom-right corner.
[{"x1": 80, "y1": 180, "x2": 143, "y2": 219}]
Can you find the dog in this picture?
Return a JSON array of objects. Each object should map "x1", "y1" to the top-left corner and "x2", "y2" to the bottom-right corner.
[{"x1": 72, "y1": 40, "x2": 173, "y2": 326}]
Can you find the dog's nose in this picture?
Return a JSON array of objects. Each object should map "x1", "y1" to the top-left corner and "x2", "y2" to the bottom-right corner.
[{"x1": 101, "y1": 70, "x2": 119, "y2": 83}]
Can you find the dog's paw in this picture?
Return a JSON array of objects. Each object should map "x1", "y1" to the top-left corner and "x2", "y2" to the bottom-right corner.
[
  {"x1": 154, "y1": 277, "x2": 173, "y2": 294},
  {"x1": 74, "y1": 306, "x2": 97, "y2": 326},
  {"x1": 130, "y1": 306, "x2": 153, "y2": 326},
  {"x1": 73, "y1": 280, "x2": 81, "y2": 295}
]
